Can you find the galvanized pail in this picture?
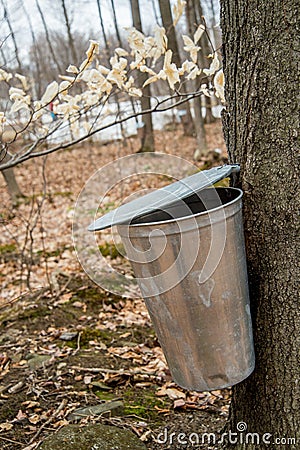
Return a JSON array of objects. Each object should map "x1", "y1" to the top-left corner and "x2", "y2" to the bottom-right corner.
[{"x1": 117, "y1": 187, "x2": 255, "y2": 391}]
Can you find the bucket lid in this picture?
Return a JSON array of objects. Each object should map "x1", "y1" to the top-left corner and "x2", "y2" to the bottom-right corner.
[{"x1": 88, "y1": 164, "x2": 240, "y2": 231}]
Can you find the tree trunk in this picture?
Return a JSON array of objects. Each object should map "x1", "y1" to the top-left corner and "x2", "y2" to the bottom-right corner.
[
  {"x1": 61, "y1": 0, "x2": 78, "y2": 64},
  {"x1": 194, "y1": 0, "x2": 216, "y2": 124},
  {"x1": 1, "y1": 0, "x2": 22, "y2": 71},
  {"x1": 220, "y1": 0, "x2": 299, "y2": 448},
  {"x1": 96, "y1": 0, "x2": 109, "y2": 58},
  {"x1": 185, "y1": 0, "x2": 208, "y2": 159},
  {"x1": 130, "y1": 0, "x2": 155, "y2": 152},
  {"x1": 158, "y1": 0, "x2": 195, "y2": 137},
  {"x1": 1, "y1": 151, "x2": 23, "y2": 203},
  {"x1": 35, "y1": 0, "x2": 63, "y2": 73},
  {"x1": 110, "y1": 0, "x2": 122, "y2": 47},
  {"x1": 22, "y1": 1, "x2": 42, "y2": 98}
]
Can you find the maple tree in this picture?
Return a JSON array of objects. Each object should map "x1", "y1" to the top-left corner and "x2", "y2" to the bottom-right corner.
[{"x1": 220, "y1": 0, "x2": 299, "y2": 447}]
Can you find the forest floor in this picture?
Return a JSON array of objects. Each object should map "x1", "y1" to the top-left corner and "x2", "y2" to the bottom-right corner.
[{"x1": 0, "y1": 120, "x2": 231, "y2": 450}]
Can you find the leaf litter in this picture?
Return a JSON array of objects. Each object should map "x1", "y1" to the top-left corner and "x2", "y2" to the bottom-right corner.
[{"x1": 0, "y1": 124, "x2": 230, "y2": 449}]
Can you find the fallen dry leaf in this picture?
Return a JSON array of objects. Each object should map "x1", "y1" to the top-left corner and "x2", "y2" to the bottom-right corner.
[
  {"x1": 14, "y1": 409, "x2": 28, "y2": 421},
  {"x1": 174, "y1": 398, "x2": 186, "y2": 409},
  {"x1": 83, "y1": 375, "x2": 93, "y2": 384},
  {"x1": 0, "y1": 422, "x2": 13, "y2": 431},
  {"x1": 165, "y1": 387, "x2": 186, "y2": 400},
  {"x1": 28, "y1": 414, "x2": 40, "y2": 424},
  {"x1": 21, "y1": 400, "x2": 40, "y2": 409},
  {"x1": 53, "y1": 419, "x2": 69, "y2": 428}
]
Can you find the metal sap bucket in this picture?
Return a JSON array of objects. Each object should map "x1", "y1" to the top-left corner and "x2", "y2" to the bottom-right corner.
[{"x1": 89, "y1": 166, "x2": 255, "y2": 391}]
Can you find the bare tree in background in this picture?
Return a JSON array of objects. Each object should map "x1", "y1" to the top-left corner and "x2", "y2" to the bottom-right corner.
[
  {"x1": 96, "y1": 0, "x2": 110, "y2": 62},
  {"x1": 109, "y1": 0, "x2": 136, "y2": 144},
  {"x1": 158, "y1": 0, "x2": 195, "y2": 138},
  {"x1": 151, "y1": 0, "x2": 161, "y2": 26},
  {"x1": 185, "y1": 0, "x2": 208, "y2": 159},
  {"x1": 60, "y1": 0, "x2": 78, "y2": 65},
  {"x1": 35, "y1": 0, "x2": 63, "y2": 73},
  {"x1": 0, "y1": 0, "x2": 220, "y2": 177},
  {"x1": 0, "y1": 45, "x2": 7, "y2": 66},
  {"x1": 110, "y1": 0, "x2": 122, "y2": 47},
  {"x1": 26, "y1": 28, "x2": 89, "y2": 98},
  {"x1": 1, "y1": 150, "x2": 23, "y2": 203},
  {"x1": 0, "y1": 1, "x2": 23, "y2": 200},
  {"x1": 22, "y1": 1, "x2": 42, "y2": 97},
  {"x1": 1, "y1": 0, "x2": 22, "y2": 71},
  {"x1": 130, "y1": 0, "x2": 155, "y2": 152},
  {"x1": 194, "y1": 0, "x2": 215, "y2": 124}
]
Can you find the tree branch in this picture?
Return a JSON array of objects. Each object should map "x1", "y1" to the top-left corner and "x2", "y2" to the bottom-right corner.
[{"x1": 0, "y1": 90, "x2": 206, "y2": 170}]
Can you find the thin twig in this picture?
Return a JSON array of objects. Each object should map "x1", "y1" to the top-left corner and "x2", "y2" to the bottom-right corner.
[
  {"x1": 0, "y1": 287, "x2": 50, "y2": 310},
  {"x1": 53, "y1": 274, "x2": 73, "y2": 300},
  {"x1": 70, "y1": 365, "x2": 157, "y2": 376},
  {"x1": 73, "y1": 331, "x2": 82, "y2": 355},
  {"x1": 0, "y1": 90, "x2": 207, "y2": 170},
  {"x1": 0, "y1": 435, "x2": 24, "y2": 445},
  {"x1": 28, "y1": 399, "x2": 67, "y2": 444},
  {"x1": 39, "y1": 157, "x2": 52, "y2": 294}
]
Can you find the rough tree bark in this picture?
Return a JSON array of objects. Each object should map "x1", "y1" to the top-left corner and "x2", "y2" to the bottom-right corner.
[{"x1": 220, "y1": 0, "x2": 299, "y2": 448}]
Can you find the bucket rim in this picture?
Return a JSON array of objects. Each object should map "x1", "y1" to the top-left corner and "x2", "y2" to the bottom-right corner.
[
  {"x1": 117, "y1": 187, "x2": 243, "y2": 229},
  {"x1": 88, "y1": 165, "x2": 240, "y2": 231}
]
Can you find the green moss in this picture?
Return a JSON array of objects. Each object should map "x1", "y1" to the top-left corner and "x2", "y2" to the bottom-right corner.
[
  {"x1": 94, "y1": 391, "x2": 115, "y2": 401},
  {"x1": 71, "y1": 287, "x2": 107, "y2": 307},
  {"x1": 123, "y1": 387, "x2": 167, "y2": 422},
  {"x1": 99, "y1": 279, "x2": 127, "y2": 295},
  {"x1": 100, "y1": 202, "x2": 116, "y2": 214},
  {"x1": 63, "y1": 323, "x2": 155, "y2": 350},
  {"x1": 52, "y1": 191, "x2": 73, "y2": 198},
  {"x1": 0, "y1": 243, "x2": 18, "y2": 263},
  {"x1": 73, "y1": 287, "x2": 103, "y2": 301},
  {"x1": 0, "y1": 243, "x2": 17, "y2": 254},
  {"x1": 98, "y1": 242, "x2": 125, "y2": 259},
  {"x1": 55, "y1": 327, "x2": 112, "y2": 350},
  {"x1": 36, "y1": 246, "x2": 70, "y2": 258},
  {"x1": 80, "y1": 328, "x2": 112, "y2": 347},
  {"x1": 39, "y1": 423, "x2": 147, "y2": 450},
  {"x1": 86, "y1": 208, "x2": 98, "y2": 216},
  {"x1": 70, "y1": 286, "x2": 125, "y2": 310},
  {"x1": 16, "y1": 306, "x2": 50, "y2": 321},
  {"x1": 63, "y1": 341, "x2": 77, "y2": 349},
  {"x1": 0, "y1": 392, "x2": 27, "y2": 421},
  {"x1": 125, "y1": 325, "x2": 156, "y2": 347}
]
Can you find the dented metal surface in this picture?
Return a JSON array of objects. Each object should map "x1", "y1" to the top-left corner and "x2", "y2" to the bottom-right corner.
[{"x1": 117, "y1": 187, "x2": 255, "y2": 391}]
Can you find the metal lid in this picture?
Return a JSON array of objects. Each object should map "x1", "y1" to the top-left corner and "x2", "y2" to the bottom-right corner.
[{"x1": 88, "y1": 164, "x2": 240, "y2": 231}]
